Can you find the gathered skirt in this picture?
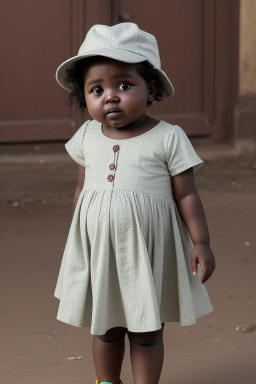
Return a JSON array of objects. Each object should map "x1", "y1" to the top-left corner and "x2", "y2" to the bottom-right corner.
[{"x1": 54, "y1": 187, "x2": 213, "y2": 335}]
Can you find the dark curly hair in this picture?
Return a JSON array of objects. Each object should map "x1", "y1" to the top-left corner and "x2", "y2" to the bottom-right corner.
[{"x1": 65, "y1": 58, "x2": 165, "y2": 112}]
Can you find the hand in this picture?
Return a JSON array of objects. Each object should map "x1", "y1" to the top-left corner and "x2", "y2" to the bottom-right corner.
[{"x1": 191, "y1": 244, "x2": 216, "y2": 285}]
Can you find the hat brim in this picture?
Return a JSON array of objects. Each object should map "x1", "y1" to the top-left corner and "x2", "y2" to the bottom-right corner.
[
  {"x1": 56, "y1": 48, "x2": 174, "y2": 98},
  {"x1": 156, "y1": 69, "x2": 175, "y2": 98}
]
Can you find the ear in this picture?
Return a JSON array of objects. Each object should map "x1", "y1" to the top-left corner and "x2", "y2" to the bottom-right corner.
[{"x1": 147, "y1": 80, "x2": 157, "y2": 106}]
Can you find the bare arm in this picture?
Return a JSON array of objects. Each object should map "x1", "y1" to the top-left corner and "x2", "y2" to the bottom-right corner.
[
  {"x1": 72, "y1": 164, "x2": 85, "y2": 218},
  {"x1": 172, "y1": 168, "x2": 216, "y2": 284}
]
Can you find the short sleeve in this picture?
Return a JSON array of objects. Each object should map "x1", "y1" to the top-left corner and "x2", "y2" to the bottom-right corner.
[
  {"x1": 65, "y1": 121, "x2": 89, "y2": 167},
  {"x1": 167, "y1": 125, "x2": 204, "y2": 177}
]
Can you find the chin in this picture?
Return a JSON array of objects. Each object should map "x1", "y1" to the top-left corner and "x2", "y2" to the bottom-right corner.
[{"x1": 105, "y1": 121, "x2": 125, "y2": 128}]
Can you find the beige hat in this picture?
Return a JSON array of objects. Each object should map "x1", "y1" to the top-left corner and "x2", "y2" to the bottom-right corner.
[{"x1": 56, "y1": 22, "x2": 174, "y2": 97}]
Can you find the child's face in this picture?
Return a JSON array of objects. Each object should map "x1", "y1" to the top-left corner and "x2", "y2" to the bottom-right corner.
[{"x1": 82, "y1": 57, "x2": 155, "y2": 130}]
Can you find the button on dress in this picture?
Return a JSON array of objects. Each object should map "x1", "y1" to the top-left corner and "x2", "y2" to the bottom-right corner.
[{"x1": 54, "y1": 119, "x2": 213, "y2": 335}]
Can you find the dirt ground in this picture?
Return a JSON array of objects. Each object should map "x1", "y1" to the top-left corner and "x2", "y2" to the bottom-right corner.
[{"x1": 0, "y1": 142, "x2": 256, "y2": 384}]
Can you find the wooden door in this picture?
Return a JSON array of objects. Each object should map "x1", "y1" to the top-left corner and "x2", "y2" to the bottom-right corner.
[
  {"x1": 0, "y1": 0, "x2": 86, "y2": 143},
  {"x1": 111, "y1": 0, "x2": 239, "y2": 140},
  {"x1": 0, "y1": 0, "x2": 239, "y2": 142}
]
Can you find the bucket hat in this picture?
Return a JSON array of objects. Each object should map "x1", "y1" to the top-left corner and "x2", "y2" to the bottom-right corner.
[{"x1": 56, "y1": 22, "x2": 174, "y2": 98}]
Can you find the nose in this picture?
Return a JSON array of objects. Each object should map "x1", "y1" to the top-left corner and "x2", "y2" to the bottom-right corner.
[{"x1": 104, "y1": 93, "x2": 120, "y2": 104}]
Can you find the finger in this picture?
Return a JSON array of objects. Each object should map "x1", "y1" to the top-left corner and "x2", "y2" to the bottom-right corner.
[
  {"x1": 191, "y1": 256, "x2": 198, "y2": 276},
  {"x1": 201, "y1": 269, "x2": 212, "y2": 284},
  {"x1": 200, "y1": 264, "x2": 207, "y2": 284}
]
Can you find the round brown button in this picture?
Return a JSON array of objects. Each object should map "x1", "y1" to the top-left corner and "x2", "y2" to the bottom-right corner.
[
  {"x1": 107, "y1": 175, "x2": 114, "y2": 182},
  {"x1": 109, "y1": 164, "x2": 115, "y2": 170},
  {"x1": 113, "y1": 145, "x2": 120, "y2": 152}
]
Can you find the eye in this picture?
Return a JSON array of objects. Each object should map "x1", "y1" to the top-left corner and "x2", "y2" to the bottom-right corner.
[
  {"x1": 118, "y1": 82, "x2": 131, "y2": 91},
  {"x1": 91, "y1": 86, "x2": 103, "y2": 95}
]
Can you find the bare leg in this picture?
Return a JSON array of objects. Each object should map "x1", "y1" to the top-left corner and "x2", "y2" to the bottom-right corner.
[
  {"x1": 92, "y1": 327, "x2": 127, "y2": 384},
  {"x1": 127, "y1": 323, "x2": 165, "y2": 384}
]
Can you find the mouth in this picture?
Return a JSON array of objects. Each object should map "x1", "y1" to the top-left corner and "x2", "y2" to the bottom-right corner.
[{"x1": 106, "y1": 109, "x2": 122, "y2": 115}]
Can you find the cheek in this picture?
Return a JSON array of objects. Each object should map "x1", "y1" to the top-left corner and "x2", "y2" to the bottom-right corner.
[
  {"x1": 86, "y1": 96, "x2": 100, "y2": 112},
  {"x1": 130, "y1": 99, "x2": 148, "y2": 113},
  {"x1": 123, "y1": 91, "x2": 148, "y2": 110},
  {"x1": 86, "y1": 102, "x2": 99, "y2": 119}
]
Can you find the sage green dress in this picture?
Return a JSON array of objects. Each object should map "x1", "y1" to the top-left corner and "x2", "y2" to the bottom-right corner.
[{"x1": 54, "y1": 119, "x2": 213, "y2": 335}]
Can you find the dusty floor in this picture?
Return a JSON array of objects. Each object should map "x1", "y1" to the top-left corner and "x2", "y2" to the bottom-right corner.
[{"x1": 0, "y1": 143, "x2": 256, "y2": 384}]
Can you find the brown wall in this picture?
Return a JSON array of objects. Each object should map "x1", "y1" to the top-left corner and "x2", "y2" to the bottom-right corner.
[
  {"x1": 239, "y1": 0, "x2": 256, "y2": 95},
  {"x1": 234, "y1": 0, "x2": 256, "y2": 141}
]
